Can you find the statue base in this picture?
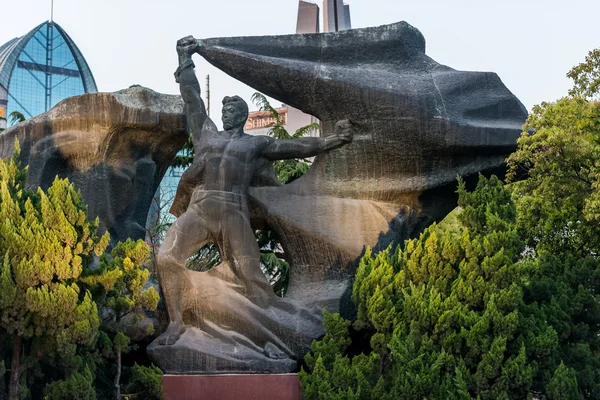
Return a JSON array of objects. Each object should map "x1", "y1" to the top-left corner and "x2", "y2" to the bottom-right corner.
[
  {"x1": 147, "y1": 327, "x2": 299, "y2": 374},
  {"x1": 162, "y1": 373, "x2": 302, "y2": 400}
]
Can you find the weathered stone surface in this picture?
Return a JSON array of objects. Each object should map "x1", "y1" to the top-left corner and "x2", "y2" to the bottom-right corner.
[
  {"x1": 196, "y1": 20, "x2": 527, "y2": 307},
  {"x1": 0, "y1": 87, "x2": 187, "y2": 244},
  {"x1": 148, "y1": 22, "x2": 527, "y2": 374}
]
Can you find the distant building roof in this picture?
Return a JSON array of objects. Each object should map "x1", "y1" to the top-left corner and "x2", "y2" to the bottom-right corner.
[
  {"x1": 0, "y1": 21, "x2": 97, "y2": 93},
  {"x1": 0, "y1": 21, "x2": 97, "y2": 119},
  {"x1": 245, "y1": 106, "x2": 288, "y2": 132}
]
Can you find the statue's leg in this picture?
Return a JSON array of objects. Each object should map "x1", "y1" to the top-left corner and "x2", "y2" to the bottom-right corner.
[
  {"x1": 218, "y1": 208, "x2": 297, "y2": 360},
  {"x1": 221, "y1": 208, "x2": 273, "y2": 299},
  {"x1": 157, "y1": 208, "x2": 209, "y2": 345}
]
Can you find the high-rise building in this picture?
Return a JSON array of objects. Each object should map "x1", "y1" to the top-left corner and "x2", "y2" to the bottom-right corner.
[
  {"x1": 296, "y1": 1, "x2": 320, "y2": 34},
  {"x1": 323, "y1": 0, "x2": 351, "y2": 32},
  {"x1": 0, "y1": 21, "x2": 97, "y2": 129},
  {"x1": 343, "y1": 4, "x2": 352, "y2": 30},
  {"x1": 287, "y1": 1, "x2": 329, "y2": 139}
]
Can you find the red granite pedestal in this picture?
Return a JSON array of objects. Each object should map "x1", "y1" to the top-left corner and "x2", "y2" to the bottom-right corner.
[{"x1": 162, "y1": 374, "x2": 302, "y2": 400}]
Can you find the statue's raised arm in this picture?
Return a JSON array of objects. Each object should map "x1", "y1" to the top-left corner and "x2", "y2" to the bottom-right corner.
[
  {"x1": 261, "y1": 119, "x2": 354, "y2": 160},
  {"x1": 174, "y1": 36, "x2": 217, "y2": 140}
]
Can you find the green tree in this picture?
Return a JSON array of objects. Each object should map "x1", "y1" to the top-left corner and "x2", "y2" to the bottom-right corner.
[
  {"x1": 506, "y1": 48, "x2": 600, "y2": 398},
  {"x1": 302, "y1": 175, "x2": 540, "y2": 399},
  {"x1": 546, "y1": 362, "x2": 582, "y2": 400},
  {"x1": 567, "y1": 48, "x2": 600, "y2": 100},
  {"x1": 44, "y1": 366, "x2": 96, "y2": 400},
  {"x1": 81, "y1": 239, "x2": 159, "y2": 399},
  {"x1": 300, "y1": 311, "x2": 382, "y2": 400},
  {"x1": 250, "y1": 93, "x2": 319, "y2": 184},
  {"x1": 8, "y1": 111, "x2": 26, "y2": 126},
  {"x1": 0, "y1": 142, "x2": 110, "y2": 400},
  {"x1": 123, "y1": 364, "x2": 163, "y2": 400}
]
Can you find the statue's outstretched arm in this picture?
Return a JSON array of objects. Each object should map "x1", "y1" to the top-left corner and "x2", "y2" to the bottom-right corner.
[
  {"x1": 262, "y1": 119, "x2": 353, "y2": 160},
  {"x1": 174, "y1": 36, "x2": 217, "y2": 141}
]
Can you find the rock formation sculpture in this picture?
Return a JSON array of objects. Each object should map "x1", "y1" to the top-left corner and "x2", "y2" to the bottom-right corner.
[{"x1": 0, "y1": 87, "x2": 188, "y2": 245}]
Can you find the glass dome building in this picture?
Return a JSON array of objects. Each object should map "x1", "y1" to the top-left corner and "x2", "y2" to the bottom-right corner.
[{"x1": 0, "y1": 21, "x2": 97, "y2": 128}]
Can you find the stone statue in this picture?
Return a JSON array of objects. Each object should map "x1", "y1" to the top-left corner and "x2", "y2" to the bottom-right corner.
[
  {"x1": 148, "y1": 22, "x2": 528, "y2": 373},
  {"x1": 150, "y1": 36, "x2": 353, "y2": 369}
]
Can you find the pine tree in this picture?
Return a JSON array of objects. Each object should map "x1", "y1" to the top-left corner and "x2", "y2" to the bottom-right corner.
[
  {"x1": 0, "y1": 142, "x2": 109, "y2": 400},
  {"x1": 546, "y1": 362, "x2": 582, "y2": 400},
  {"x1": 81, "y1": 238, "x2": 159, "y2": 399},
  {"x1": 44, "y1": 366, "x2": 96, "y2": 400},
  {"x1": 302, "y1": 175, "x2": 537, "y2": 399},
  {"x1": 123, "y1": 364, "x2": 163, "y2": 400}
]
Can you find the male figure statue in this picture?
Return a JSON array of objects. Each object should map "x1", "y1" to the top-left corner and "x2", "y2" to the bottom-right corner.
[{"x1": 156, "y1": 36, "x2": 353, "y2": 345}]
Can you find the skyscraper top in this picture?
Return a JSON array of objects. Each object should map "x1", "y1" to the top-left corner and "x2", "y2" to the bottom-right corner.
[
  {"x1": 296, "y1": 1, "x2": 320, "y2": 34},
  {"x1": 296, "y1": 0, "x2": 352, "y2": 34},
  {"x1": 323, "y1": 0, "x2": 351, "y2": 32}
]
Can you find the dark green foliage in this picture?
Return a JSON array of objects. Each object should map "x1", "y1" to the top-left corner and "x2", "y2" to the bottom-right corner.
[
  {"x1": 300, "y1": 173, "x2": 598, "y2": 399},
  {"x1": 250, "y1": 92, "x2": 319, "y2": 185},
  {"x1": 44, "y1": 367, "x2": 96, "y2": 400},
  {"x1": 8, "y1": 111, "x2": 25, "y2": 126},
  {"x1": 300, "y1": 312, "x2": 382, "y2": 400},
  {"x1": 0, "y1": 111, "x2": 26, "y2": 133},
  {"x1": 169, "y1": 133, "x2": 194, "y2": 170},
  {"x1": 507, "y1": 97, "x2": 600, "y2": 257},
  {"x1": 124, "y1": 364, "x2": 163, "y2": 400},
  {"x1": 505, "y1": 49, "x2": 600, "y2": 398},
  {"x1": 0, "y1": 360, "x2": 5, "y2": 396},
  {"x1": 257, "y1": 250, "x2": 289, "y2": 297},
  {"x1": 546, "y1": 362, "x2": 582, "y2": 400}
]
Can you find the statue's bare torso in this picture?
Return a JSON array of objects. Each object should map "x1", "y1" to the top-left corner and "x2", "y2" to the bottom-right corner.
[{"x1": 194, "y1": 132, "x2": 270, "y2": 195}]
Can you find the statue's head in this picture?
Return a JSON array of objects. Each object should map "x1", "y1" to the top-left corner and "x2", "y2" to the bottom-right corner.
[{"x1": 221, "y1": 96, "x2": 249, "y2": 130}]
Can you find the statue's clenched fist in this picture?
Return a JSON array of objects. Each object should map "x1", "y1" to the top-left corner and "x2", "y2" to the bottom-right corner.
[
  {"x1": 334, "y1": 119, "x2": 354, "y2": 143},
  {"x1": 176, "y1": 35, "x2": 199, "y2": 57}
]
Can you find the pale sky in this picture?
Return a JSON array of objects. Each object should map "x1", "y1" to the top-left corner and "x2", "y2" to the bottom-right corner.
[{"x1": 1, "y1": 0, "x2": 598, "y2": 124}]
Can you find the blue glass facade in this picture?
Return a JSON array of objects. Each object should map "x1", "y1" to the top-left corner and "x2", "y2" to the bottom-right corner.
[
  {"x1": 145, "y1": 164, "x2": 185, "y2": 244},
  {"x1": 159, "y1": 165, "x2": 185, "y2": 225},
  {"x1": 0, "y1": 21, "x2": 97, "y2": 125}
]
